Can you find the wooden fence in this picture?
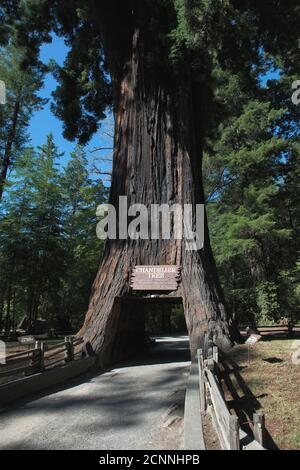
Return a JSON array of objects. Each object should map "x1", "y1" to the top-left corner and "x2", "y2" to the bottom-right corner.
[
  {"x1": 239, "y1": 324, "x2": 300, "y2": 335},
  {"x1": 194, "y1": 339, "x2": 266, "y2": 450},
  {"x1": 0, "y1": 336, "x2": 84, "y2": 384}
]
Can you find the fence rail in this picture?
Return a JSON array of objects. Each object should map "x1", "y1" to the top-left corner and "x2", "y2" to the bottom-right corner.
[
  {"x1": 185, "y1": 335, "x2": 267, "y2": 451},
  {"x1": 0, "y1": 336, "x2": 84, "y2": 383},
  {"x1": 205, "y1": 365, "x2": 240, "y2": 450},
  {"x1": 239, "y1": 324, "x2": 300, "y2": 334}
]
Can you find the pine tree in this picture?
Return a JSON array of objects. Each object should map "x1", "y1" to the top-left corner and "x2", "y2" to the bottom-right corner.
[
  {"x1": 0, "y1": 135, "x2": 64, "y2": 333},
  {"x1": 0, "y1": 45, "x2": 45, "y2": 200},
  {"x1": 60, "y1": 145, "x2": 107, "y2": 330},
  {"x1": 204, "y1": 72, "x2": 300, "y2": 324},
  {"x1": 0, "y1": 147, "x2": 37, "y2": 335}
]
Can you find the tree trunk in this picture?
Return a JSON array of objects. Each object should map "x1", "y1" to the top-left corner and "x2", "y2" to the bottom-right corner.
[
  {"x1": 4, "y1": 282, "x2": 12, "y2": 338},
  {"x1": 0, "y1": 298, "x2": 4, "y2": 333},
  {"x1": 11, "y1": 291, "x2": 16, "y2": 336},
  {"x1": 79, "y1": 25, "x2": 234, "y2": 367},
  {"x1": 0, "y1": 92, "x2": 21, "y2": 201}
]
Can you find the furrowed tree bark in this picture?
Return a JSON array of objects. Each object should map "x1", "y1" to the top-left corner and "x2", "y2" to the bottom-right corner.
[{"x1": 79, "y1": 7, "x2": 234, "y2": 366}]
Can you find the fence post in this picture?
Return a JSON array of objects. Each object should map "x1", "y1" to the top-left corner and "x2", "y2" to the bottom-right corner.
[
  {"x1": 64, "y1": 336, "x2": 70, "y2": 362},
  {"x1": 213, "y1": 346, "x2": 219, "y2": 364},
  {"x1": 65, "y1": 336, "x2": 74, "y2": 362},
  {"x1": 253, "y1": 412, "x2": 265, "y2": 447},
  {"x1": 207, "y1": 358, "x2": 215, "y2": 371},
  {"x1": 197, "y1": 349, "x2": 206, "y2": 413},
  {"x1": 30, "y1": 341, "x2": 41, "y2": 372},
  {"x1": 229, "y1": 415, "x2": 240, "y2": 450},
  {"x1": 203, "y1": 332, "x2": 208, "y2": 359},
  {"x1": 69, "y1": 336, "x2": 74, "y2": 362},
  {"x1": 39, "y1": 341, "x2": 45, "y2": 371}
]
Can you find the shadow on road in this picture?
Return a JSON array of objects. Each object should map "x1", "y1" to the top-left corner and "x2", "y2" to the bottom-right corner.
[
  {"x1": 0, "y1": 335, "x2": 191, "y2": 451},
  {"x1": 114, "y1": 336, "x2": 191, "y2": 369}
]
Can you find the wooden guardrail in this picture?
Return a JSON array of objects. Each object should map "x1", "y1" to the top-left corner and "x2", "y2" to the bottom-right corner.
[
  {"x1": 186, "y1": 335, "x2": 266, "y2": 451},
  {"x1": 239, "y1": 324, "x2": 300, "y2": 334},
  {"x1": 184, "y1": 354, "x2": 206, "y2": 450},
  {"x1": 205, "y1": 360, "x2": 240, "y2": 450},
  {"x1": 0, "y1": 336, "x2": 84, "y2": 383}
]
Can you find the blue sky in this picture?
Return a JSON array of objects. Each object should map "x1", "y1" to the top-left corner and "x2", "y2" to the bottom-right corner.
[
  {"x1": 28, "y1": 36, "x2": 280, "y2": 176},
  {"x1": 260, "y1": 69, "x2": 281, "y2": 87},
  {"x1": 29, "y1": 35, "x2": 113, "y2": 176}
]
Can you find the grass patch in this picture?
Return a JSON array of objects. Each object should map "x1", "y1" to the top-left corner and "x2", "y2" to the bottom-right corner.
[{"x1": 225, "y1": 337, "x2": 300, "y2": 450}]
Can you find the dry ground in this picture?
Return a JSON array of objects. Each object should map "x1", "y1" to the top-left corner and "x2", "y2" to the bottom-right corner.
[{"x1": 221, "y1": 335, "x2": 300, "y2": 450}]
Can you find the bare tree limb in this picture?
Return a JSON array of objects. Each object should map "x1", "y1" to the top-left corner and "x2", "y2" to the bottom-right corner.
[{"x1": 90, "y1": 147, "x2": 113, "y2": 153}]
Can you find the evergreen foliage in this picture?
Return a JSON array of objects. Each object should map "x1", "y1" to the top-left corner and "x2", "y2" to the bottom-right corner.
[
  {"x1": 0, "y1": 44, "x2": 46, "y2": 198},
  {"x1": 0, "y1": 135, "x2": 107, "y2": 335},
  {"x1": 204, "y1": 71, "x2": 300, "y2": 324}
]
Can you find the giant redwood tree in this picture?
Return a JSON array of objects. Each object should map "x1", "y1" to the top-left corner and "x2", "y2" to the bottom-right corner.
[{"x1": 2, "y1": 0, "x2": 299, "y2": 366}]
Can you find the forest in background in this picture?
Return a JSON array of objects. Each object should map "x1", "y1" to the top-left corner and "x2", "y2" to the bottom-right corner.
[
  {"x1": 0, "y1": 29, "x2": 299, "y2": 337},
  {"x1": 0, "y1": 45, "x2": 108, "y2": 336},
  {"x1": 205, "y1": 68, "x2": 300, "y2": 326},
  {"x1": 0, "y1": 132, "x2": 107, "y2": 336}
]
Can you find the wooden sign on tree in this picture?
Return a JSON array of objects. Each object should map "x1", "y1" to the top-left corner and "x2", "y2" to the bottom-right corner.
[{"x1": 130, "y1": 265, "x2": 180, "y2": 291}]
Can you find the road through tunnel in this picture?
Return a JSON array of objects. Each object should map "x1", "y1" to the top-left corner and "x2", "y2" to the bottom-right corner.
[{"x1": 106, "y1": 296, "x2": 191, "y2": 366}]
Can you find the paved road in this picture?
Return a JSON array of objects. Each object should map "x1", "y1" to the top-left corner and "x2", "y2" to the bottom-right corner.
[{"x1": 0, "y1": 336, "x2": 190, "y2": 450}]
